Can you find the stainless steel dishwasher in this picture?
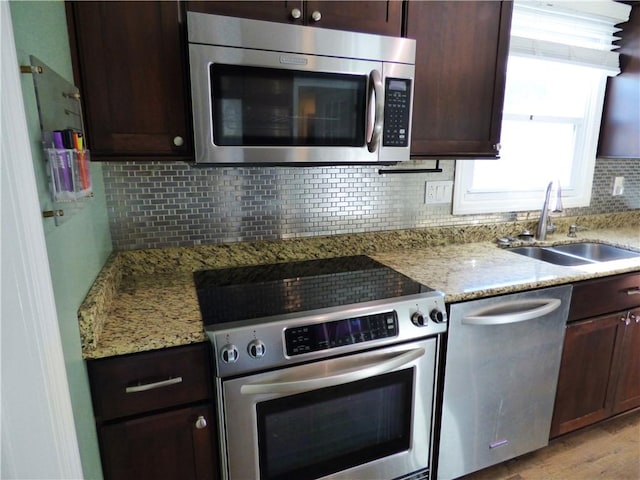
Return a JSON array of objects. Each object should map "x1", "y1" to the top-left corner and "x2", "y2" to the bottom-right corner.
[{"x1": 437, "y1": 285, "x2": 572, "y2": 480}]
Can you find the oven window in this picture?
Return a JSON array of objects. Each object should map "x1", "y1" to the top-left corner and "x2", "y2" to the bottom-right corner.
[
  {"x1": 210, "y1": 64, "x2": 366, "y2": 147},
  {"x1": 256, "y1": 368, "x2": 413, "y2": 480}
]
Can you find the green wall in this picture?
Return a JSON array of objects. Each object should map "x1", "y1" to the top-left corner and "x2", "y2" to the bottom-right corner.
[{"x1": 10, "y1": 1, "x2": 112, "y2": 478}]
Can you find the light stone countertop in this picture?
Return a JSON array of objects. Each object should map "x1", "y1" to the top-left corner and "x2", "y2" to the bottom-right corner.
[
  {"x1": 371, "y1": 227, "x2": 640, "y2": 303},
  {"x1": 79, "y1": 213, "x2": 640, "y2": 359}
]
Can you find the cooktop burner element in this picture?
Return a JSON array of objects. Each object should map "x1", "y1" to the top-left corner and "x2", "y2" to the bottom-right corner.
[{"x1": 194, "y1": 255, "x2": 430, "y2": 326}]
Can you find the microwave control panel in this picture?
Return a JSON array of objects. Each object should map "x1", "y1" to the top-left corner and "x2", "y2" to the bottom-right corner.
[{"x1": 383, "y1": 78, "x2": 412, "y2": 147}]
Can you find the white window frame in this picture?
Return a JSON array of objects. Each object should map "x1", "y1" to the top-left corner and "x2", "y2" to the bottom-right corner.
[
  {"x1": 453, "y1": 0, "x2": 630, "y2": 216},
  {"x1": 453, "y1": 56, "x2": 608, "y2": 215}
]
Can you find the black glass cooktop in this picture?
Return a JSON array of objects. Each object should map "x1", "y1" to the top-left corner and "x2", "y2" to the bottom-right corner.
[{"x1": 194, "y1": 255, "x2": 429, "y2": 326}]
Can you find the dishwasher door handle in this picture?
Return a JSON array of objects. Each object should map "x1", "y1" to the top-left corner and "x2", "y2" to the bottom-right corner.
[{"x1": 462, "y1": 298, "x2": 562, "y2": 325}]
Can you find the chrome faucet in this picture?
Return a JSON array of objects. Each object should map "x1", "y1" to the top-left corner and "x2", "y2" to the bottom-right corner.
[{"x1": 536, "y1": 181, "x2": 563, "y2": 241}]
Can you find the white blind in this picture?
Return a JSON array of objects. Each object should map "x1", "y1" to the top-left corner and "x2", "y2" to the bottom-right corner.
[{"x1": 510, "y1": 0, "x2": 632, "y2": 75}]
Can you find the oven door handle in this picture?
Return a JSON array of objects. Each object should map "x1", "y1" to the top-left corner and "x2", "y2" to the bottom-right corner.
[{"x1": 240, "y1": 347, "x2": 425, "y2": 396}]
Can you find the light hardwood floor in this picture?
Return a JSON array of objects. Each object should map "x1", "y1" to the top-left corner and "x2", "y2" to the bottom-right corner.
[{"x1": 459, "y1": 409, "x2": 640, "y2": 480}]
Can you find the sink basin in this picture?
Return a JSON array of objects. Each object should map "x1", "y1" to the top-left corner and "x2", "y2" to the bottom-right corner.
[
  {"x1": 509, "y1": 246, "x2": 593, "y2": 266},
  {"x1": 549, "y1": 242, "x2": 640, "y2": 262},
  {"x1": 507, "y1": 242, "x2": 640, "y2": 266}
]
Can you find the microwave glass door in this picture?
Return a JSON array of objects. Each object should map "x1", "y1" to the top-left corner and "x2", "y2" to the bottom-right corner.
[
  {"x1": 210, "y1": 64, "x2": 367, "y2": 148},
  {"x1": 256, "y1": 368, "x2": 413, "y2": 480}
]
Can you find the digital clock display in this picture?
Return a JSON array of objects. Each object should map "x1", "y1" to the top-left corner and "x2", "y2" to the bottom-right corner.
[{"x1": 284, "y1": 311, "x2": 398, "y2": 356}]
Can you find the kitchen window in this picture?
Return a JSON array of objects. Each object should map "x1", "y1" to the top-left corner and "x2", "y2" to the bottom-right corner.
[{"x1": 453, "y1": 0, "x2": 631, "y2": 215}]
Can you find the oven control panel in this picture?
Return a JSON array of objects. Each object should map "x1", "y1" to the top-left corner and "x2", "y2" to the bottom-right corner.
[
  {"x1": 284, "y1": 311, "x2": 398, "y2": 356},
  {"x1": 208, "y1": 292, "x2": 447, "y2": 378}
]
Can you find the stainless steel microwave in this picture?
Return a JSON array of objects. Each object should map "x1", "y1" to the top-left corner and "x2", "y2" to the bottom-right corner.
[{"x1": 186, "y1": 12, "x2": 416, "y2": 165}]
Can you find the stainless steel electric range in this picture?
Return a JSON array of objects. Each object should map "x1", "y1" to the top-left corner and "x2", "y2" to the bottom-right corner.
[{"x1": 194, "y1": 255, "x2": 447, "y2": 480}]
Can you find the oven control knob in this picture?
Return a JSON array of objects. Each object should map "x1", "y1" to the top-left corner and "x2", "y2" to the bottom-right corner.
[
  {"x1": 430, "y1": 309, "x2": 446, "y2": 324},
  {"x1": 220, "y1": 344, "x2": 239, "y2": 363},
  {"x1": 247, "y1": 340, "x2": 266, "y2": 359},
  {"x1": 411, "y1": 311, "x2": 426, "y2": 326}
]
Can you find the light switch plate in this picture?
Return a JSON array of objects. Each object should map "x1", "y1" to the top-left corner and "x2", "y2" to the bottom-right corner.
[
  {"x1": 425, "y1": 181, "x2": 453, "y2": 204},
  {"x1": 612, "y1": 176, "x2": 624, "y2": 196}
]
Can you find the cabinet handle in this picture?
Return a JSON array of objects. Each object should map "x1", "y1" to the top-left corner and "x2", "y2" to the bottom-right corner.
[
  {"x1": 625, "y1": 287, "x2": 640, "y2": 296},
  {"x1": 173, "y1": 136, "x2": 184, "y2": 147},
  {"x1": 493, "y1": 143, "x2": 502, "y2": 151},
  {"x1": 125, "y1": 376, "x2": 183, "y2": 393},
  {"x1": 195, "y1": 415, "x2": 208, "y2": 429},
  {"x1": 310, "y1": 10, "x2": 322, "y2": 22},
  {"x1": 621, "y1": 311, "x2": 635, "y2": 326},
  {"x1": 290, "y1": 8, "x2": 301, "y2": 19}
]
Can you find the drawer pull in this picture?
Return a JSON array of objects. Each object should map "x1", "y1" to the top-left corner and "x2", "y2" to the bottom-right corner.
[
  {"x1": 625, "y1": 287, "x2": 640, "y2": 296},
  {"x1": 125, "y1": 376, "x2": 183, "y2": 393}
]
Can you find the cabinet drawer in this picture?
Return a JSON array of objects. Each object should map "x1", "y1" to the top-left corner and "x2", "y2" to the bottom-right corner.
[
  {"x1": 569, "y1": 272, "x2": 640, "y2": 321},
  {"x1": 88, "y1": 343, "x2": 212, "y2": 421}
]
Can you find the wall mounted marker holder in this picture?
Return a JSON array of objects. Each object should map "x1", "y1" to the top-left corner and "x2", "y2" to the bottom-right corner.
[
  {"x1": 22, "y1": 56, "x2": 93, "y2": 225},
  {"x1": 44, "y1": 129, "x2": 92, "y2": 202}
]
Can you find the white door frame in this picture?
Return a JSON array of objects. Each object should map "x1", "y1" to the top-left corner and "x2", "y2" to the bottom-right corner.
[{"x1": 1, "y1": 3, "x2": 83, "y2": 477}]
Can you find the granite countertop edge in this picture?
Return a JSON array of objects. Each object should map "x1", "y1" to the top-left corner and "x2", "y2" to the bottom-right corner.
[{"x1": 79, "y1": 212, "x2": 640, "y2": 360}]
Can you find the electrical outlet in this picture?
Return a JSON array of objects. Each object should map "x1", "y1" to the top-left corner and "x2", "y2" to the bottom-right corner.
[
  {"x1": 425, "y1": 181, "x2": 453, "y2": 204},
  {"x1": 612, "y1": 176, "x2": 625, "y2": 196}
]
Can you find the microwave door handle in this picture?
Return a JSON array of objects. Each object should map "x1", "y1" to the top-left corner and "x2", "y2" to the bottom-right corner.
[
  {"x1": 366, "y1": 69, "x2": 384, "y2": 153},
  {"x1": 239, "y1": 347, "x2": 424, "y2": 396},
  {"x1": 461, "y1": 298, "x2": 562, "y2": 326}
]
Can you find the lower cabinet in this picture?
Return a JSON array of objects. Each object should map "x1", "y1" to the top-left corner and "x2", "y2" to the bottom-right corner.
[
  {"x1": 87, "y1": 343, "x2": 218, "y2": 480},
  {"x1": 611, "y1": 312, "x2": 640, "y2": 415},
  {"x1": 100, "y1": 404, "x2": 216, "y2": 480},
  {"x1": 550, "y1": 272, "x2": 640, "y2": 438}
]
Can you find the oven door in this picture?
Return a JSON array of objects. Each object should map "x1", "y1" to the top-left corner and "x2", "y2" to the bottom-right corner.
[{"x1": 219, "y1": 337, "x2": 437, "y2": 480}]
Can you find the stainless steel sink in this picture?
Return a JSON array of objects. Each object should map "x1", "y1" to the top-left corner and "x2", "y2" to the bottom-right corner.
[
  {"x1": 549, "y1": 242, "x2": 640, "y2": 262},
  {"x1": 507, "y1": 242, "x2": 640, "y2": 266},
  {"x1": 509, "y1": 246, "x2": 593, "y2": 266}
]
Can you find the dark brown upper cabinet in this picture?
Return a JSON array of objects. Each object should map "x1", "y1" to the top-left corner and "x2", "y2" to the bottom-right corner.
[
  {"x1": 67, "y1": 1, "x2": 403, "y2": 162},
  {"x1": 406, "y1": 1, "x2": 513, "y2": 159},
  {"x1": 67, "y1": 1, "x2": 192, "y2": 161},
  {"x1": 598, "y1": 3, "x2": 640, "y2": 159},
  {"x1": 186, "y1": 1, "x2": 403, "y2": 36}
]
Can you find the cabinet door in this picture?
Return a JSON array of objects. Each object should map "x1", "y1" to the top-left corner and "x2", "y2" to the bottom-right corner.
[
  {"x1": 613, "y1": 309, "x2": 640, "y2": 414},
  {"x1": 186, "y1": 1, "x2": 301, "y2": 24},
  {"x1": 597, "y1": 4, "x2": 640, "y2": 159},
  {"x1": 550, "y1": 314, "x2": 624, "y2": 438},
  {"x1": 67, "y1": 1, "x2": 191, "y2": 160},
  {"x1": 406, "y1": 1, "x2": 512, "y2": 158},
  {"x1": 100, "y1": 404, "x2": 217, "y2": 480},
  {"x1": 306, "y1": 1, "x2": 402, "y2": 36},
  {"x1": 187, "y1": 0, "x2": 402, "y2": 35}
]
